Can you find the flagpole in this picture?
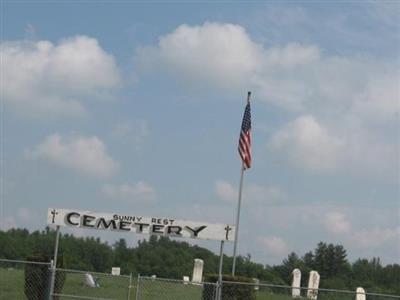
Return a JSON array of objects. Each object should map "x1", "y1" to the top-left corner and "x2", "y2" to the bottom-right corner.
[
  {"x1": 232, "y1": 91, "x2": 251, "y2": 276},
  {"x1": 231, "y1": 163, "x2": 245, "y2": 276}
]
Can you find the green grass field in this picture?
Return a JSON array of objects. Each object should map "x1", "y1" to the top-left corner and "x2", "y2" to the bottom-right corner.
[{"x1": 0, "y1": 267, "x2": 356, "y2": 300}]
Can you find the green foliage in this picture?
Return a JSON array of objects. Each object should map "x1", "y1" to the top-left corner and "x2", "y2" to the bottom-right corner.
[{"x1": 1, "y1": 228, "x2": 399, "y2": 294}]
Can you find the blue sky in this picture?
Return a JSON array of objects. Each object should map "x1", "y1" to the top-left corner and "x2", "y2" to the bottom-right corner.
[{"x1": 1, "y1": 1, "x2": 399, "y2": 265}]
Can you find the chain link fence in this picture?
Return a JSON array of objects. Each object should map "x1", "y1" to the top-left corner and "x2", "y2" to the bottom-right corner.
[
  {"x1": 0, "y1": 258, "x2": 52, "y2": 300},
  {"x1": 52, "y1": 268, "x2": 133, "y2": 300},
  {"x1": 135, "y1": 276, "x2": 217, "y2": 300},
  {"x1": 135, "y1": 277, "x2": 400, "y2": 300},
  {"x1": 2, "y1": 259, "x2": 400, "y2": 300},
  {"x1": 0, "y1": 259, "x2": 133, "y2": 300}
]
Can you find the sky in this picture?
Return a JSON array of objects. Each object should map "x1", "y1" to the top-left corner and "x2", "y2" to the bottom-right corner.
[{"x1": 1, "y1": 1, "x2": 399, "y2": 266}]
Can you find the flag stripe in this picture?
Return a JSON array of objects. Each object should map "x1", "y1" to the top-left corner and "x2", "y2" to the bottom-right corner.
[{"x1": 238, "y1": 102, "x2": 252, "y2": 169}]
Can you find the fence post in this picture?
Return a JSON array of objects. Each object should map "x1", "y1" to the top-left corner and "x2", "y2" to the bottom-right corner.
[
  {"x1": 127, "y1": 273, "x2": 133, "y2": 300},
  {"x1": 135, "y1": 274, "x2": 141, "y2": 300},
  {"x1": 49, "y1": 226, "x2": 60, "y2": 300}
]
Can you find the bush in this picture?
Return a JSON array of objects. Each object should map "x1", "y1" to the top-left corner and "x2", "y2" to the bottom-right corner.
[
  {"x1": 24, "y1": 255, "x2": 66, "y2": 300},
  {"x1": 203, "y1": 274, "x2": 256, "y2": 300}
]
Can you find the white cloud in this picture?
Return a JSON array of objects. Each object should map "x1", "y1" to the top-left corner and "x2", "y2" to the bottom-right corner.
[
  {"x1": 269, "y1": 115, "x2": 345, "y2": 172},
  {"x1": 215, "y1": 180, "x2": 237, "y2": 202},
  {"x1": 323, "y1": 211, "x2": 351, "y2": 235},
  {"x1": 215, "y1": 180, "x2": 287, "y2": 204},
  {"x1": 2, "y1": 36, "x2": 121, "y2": 118},
  {"x1": 101, "y1": 182, "x2": 157, "y2": 203},
  {"x1": 136, "y1": 22, "x2": 263, "y2": 91},
  {"x1": 268, "y1": 114, "x2": 399, "y2": 177},
  {"x1": 352, "y1": 227, "x2": 400, "y2": 248},
  {"x1": 111, "y1": 120, "x2": 149, "y2": 146},
  {"x1": 257, "y1": 236, "x2": 289, "y2": 255},
  {"x1": 1, "y1": 216, "x2": 17, "y2": 230},
  {"x1": 26, "y1": 134, "x2": 118, "y2": 178}
]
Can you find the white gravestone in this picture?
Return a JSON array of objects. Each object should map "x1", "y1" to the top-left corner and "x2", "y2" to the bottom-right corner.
[
  {"x1": 253, "y1": 278, "x2": 260, "y2": 291},
  {"x1": 183, "y1": 276, "x2": 190, "y2": 284},
  {"x1": 355, "y1": 287, "x2": 366, "y2": 300},
  {"x1": 84, "y1": 273, "x2": 96, "y2": 288},
  {"x1": 307, "y1": 271, "x2": 320, "y2": 299},
  {"x1": 111, "y1": 267, "x2": 120, "y2": 276},
  {"x1": 291, "y1": 268, "x2": 301, "y2": 298},
  {"x1": 192, "y1": 258, "x2": 204, "y2": 283}
]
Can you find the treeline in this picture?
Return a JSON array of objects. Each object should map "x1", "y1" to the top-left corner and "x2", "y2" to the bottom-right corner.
[{"x1": 0, "y1": 228, "x2": 399, "y2": 294}]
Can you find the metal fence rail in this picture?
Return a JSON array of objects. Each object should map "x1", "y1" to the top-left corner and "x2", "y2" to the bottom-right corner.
[
  {"x1": 136, "y1": 276, "x2": 218, "y2": 300},
  {"x1": 54, "y1": 268, "x2": 132, "y2": 300},
  {"x1": 0, "y1": 258, "x2": 52, "y2": 300},
  {"x1": 1, "y1": 259, "x2": 399, "y2": 300}
]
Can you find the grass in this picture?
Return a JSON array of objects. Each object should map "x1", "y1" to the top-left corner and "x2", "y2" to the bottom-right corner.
[{"x1": 0, "y1": 268, "x2": 358, "y2": 300}]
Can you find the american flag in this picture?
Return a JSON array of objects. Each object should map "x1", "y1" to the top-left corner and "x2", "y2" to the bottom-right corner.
[{"x1": 238, "y1": 96, "x2": 252, "y2": 169}]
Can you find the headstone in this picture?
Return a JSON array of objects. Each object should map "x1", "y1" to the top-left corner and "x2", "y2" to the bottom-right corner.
[
  {"x1": 253, "y1": 278, "x2": 260, "y2": 291},
  {"x1": 111, "y1": 267, "x2": 120, "y2": 276},
  {"x1": 292, "y1": 268, "x2": 301, "y2": 298},
  {"x1": 183, "y1": 276, "x2": 190, "y2": 284},
  {"x1": 307, "y1": 271, "x2": 320, "y2": 299},
  {"x1": 84, "y1": 273, "x2": 96, "y2": 288},
  {"x1": 192, "y1": 258, "x2": 204, "y2": 283},
  {"x1": 151, "y1": 275, "x2": 157, "y2": 279},
  {"x1": 355, "y1": 287, "x2": 366, "y2": 300}
]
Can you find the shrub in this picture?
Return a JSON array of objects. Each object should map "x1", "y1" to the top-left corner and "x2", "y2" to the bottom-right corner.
[{"x1": 203, "y1": 274, "x2": 256, "y2": 300}]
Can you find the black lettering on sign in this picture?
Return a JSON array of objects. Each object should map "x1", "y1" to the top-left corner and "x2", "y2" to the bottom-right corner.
[
  {"x1": 65, "y1": 212, "x2": 80, "y2": 226},
  {"x1": 134, "y1": 223, "x2": 150, "y2": 233},
  {"x1": 96, "y1": 218, "x2": 117, "y2": 230},
  {"x1": 152, "y1": 224, "x2": 164, "y2": 234},
  {"x1": 167, "y1": 226, "x2": 182, "y2": 236},
  {"x1": 82, "y1": 215, "x2": 96, "y2": 228},
  {"x1": 119, "y1": 221, "x2": 131, "y2": 231},
  {"x1": 185, "y1": 225, "x2": 207, "y2": 237}
]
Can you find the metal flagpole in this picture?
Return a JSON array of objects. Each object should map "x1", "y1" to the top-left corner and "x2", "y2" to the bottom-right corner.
[
  {"x1": 232, "y1": 91, "x2": 251, "y2": 276},
  {"x1": 231, "y1": 164, "x2": 245, "y2": 276}
]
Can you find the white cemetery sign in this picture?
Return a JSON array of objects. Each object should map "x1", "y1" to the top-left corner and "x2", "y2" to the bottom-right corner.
[
  {"x1": 192, "y1": 259, "x2": 204, "y2": 283},
  {"x1": 291, "y1": 268, "x2": 301, "y2": 298},
  {"x1": 48, "y1": 208, "x2": 235, "y2": 242},
  {"x1": 355, "y1": 287, "x2": 366, "y2": 300},
  {"x1": 307, "y1": 271, "x2": 320, "y2": 299}
]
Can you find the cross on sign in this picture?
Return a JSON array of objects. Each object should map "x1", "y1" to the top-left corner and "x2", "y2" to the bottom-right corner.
[
  {"x1": 224, "y1": 225, "x2": 232, "y2": 240},
  {"x1": 51, "y1": 209, "x2": 58, "y2": 224}
]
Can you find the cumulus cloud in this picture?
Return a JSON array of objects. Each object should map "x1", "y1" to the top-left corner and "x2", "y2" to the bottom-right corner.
[
  {"x1": 215, "y1": 180, "x2": 287, "y2": 204},
  {"x1": 257, "y1": 236, "x2": 289, "y2": 255},
  {"x1": 101, "y1": 182, "x2": 157, "y2": 203},
  {"x1": 269, "y1": 115, "x2": 345, "y2": 172},
  {"x1": 323, "y1": 211, "x2": 351, "y2": 235},
  {"x1": 137, "y1": 22, "x2": 263, "y2": 91},
  {"x1": 268, "y1": 114, "x2": 398, "y2": 177},
  {"x1": 2, "y1": 36, "x2": 121, "y2": 117},
  {"x1": 352, "y1": 227, "x2": 400, "y2": 248},
  {"x1": 1, "y1": 216, "x2": 17, "y2": 230},
  {"x1": 111, "y1": 120, "x2": 150, "y2": 146},
  {"x1": 26, "y1": 134, "x2": 118, "y2": 178},
  {"x1": 136, "y1": 22, "x2": 398, "y2": 116}
]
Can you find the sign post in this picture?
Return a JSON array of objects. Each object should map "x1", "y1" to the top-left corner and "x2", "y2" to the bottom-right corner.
[
  {"x1": 48, "y1": 225, "x2": 60, "y2": 300},
  {"x1": 217, "y1": 240, "x2": 225, "y2": 300}
]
